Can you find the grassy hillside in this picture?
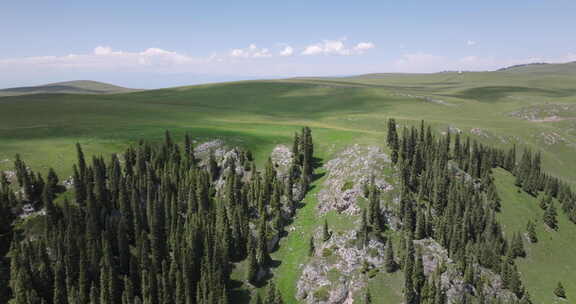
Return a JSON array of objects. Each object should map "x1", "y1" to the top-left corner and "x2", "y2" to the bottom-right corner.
[
  {"x1": 494, "y1": 168, "x2": 576, "y2": 304},
  {"x1": 0, "y1": 80, "x2": 139, "y2": 97},
  {"x1": 2, "y1": 62, "x2": 576, "y2": 303},
  {"x1": 2, "y1": 63, "x2": 576, "y2": 183}
]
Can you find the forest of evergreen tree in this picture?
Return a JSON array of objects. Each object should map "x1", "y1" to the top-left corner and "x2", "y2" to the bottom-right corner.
[
  {"x1": 0, "y1": 120, "x2": 574, "y2": 304},
  {"x1": 383, "y1": 119, "x2": 575, "y2": 304},
  {"x1": 0, "y1": 127, "x2": 315, "y2": 304}
]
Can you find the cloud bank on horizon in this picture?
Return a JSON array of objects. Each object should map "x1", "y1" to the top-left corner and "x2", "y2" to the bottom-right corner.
[
  {"x1": 2, "y1": 40, "x2": 575, "y2": 82},
  {"x1": 2, "y1": 1, "x2": 576, "y2": 88}
]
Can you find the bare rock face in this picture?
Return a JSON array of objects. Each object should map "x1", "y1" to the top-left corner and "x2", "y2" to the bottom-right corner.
[
  {"x1": 296, "y1": 230, "x2": 386, "y2": 304},
  {"x1": 317, "y1": 145, "x2": 392, "y2": 216},
  {"x1": 270, "y1": 144, "x2": 294, "y2": 179},
  {"x1": 193, "y1": 141, "x2": 252, "y2": 193},
  {"x1": 194, "y1": 139, "x2": 226, "y2": 162},
  {"x1": 415, "y1": 239, "x2": 517, "y2": 304},
  {"x1": 296, "y1": 145, "x2": 394, "y2": 304}
]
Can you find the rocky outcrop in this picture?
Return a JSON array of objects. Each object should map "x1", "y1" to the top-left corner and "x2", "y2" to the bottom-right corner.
[
  {"x1": 415, "y1": 238, "x2": 517, "y2": 304},
  {"x1": 317, "y1": 145, "x2": 392, "y2": 216},
  {"x1": 296, "y1": 145, "x2": 395, "y2": 303},
  {"x1": 297, "y1": 230, "x2": 386, "y2": 304},
  {"x1": 270, "y1": 144, "x2": 294, "y2": 179}
]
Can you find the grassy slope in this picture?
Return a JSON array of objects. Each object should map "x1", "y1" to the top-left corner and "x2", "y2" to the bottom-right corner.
[
  {"x1": 494, "y1": 168, "x2": 576, "y2": 304},
  {"x1": 2, "y1": 63, "x2": 576, "y2": 303},
  {"x1": 2, "y1": 73, "x2": 576, "y2": 182}
]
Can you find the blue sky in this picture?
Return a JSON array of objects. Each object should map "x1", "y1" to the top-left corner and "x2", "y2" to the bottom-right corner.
[{"x1": 1, "y1": 1, "x2": 575, "y2": 88}]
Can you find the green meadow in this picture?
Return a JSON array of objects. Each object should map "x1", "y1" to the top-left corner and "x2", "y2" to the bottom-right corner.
[{"x1": 2, "y1": 62, "x2": 576, "y2": 302}]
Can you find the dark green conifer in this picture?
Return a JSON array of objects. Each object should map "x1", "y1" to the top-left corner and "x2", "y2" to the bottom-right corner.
[
  {"x1": 554, "y1": 282, "x2": 566, "y2": 298},
  {"x1": 323, "y1": 219, "x2": 330, "y2": 242},
  {"x1": 384, "y1": 238, "x2": 397, "y2": 273},
  {"x1": 526, "y1": 220, "x2": 537, "y2": 243},
  {"x1": 543, "y1": 202, "x2": 558, "y2": 230},
  {"x1": 308, "y1": 236, "x2": 315, "y2": 257}
]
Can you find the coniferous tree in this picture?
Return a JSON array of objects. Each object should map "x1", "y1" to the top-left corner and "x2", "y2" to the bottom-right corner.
[
  {"x1": 554, "y1": 282, "x2": 566, "y2": 298},
  {"x1": 404, "y1": 235, "x2": 417, "y2": 304},
  {"x1": 387, "y1": 118, "x2": 400, "y2": 164},
  {"x1": 511, "y1": 232, "x2": 526, "y2": 258},
  {"x1": 526, "y1": 220, "x2": 537, "y2": 243},
  {"x1": 413, "y1": 248, "x2": 425, "y2": 296},
  {"x1": 368, "y1": 184, "x2": 384, "y2": 233},
  {"x1": 308, "y1": 236, "x2": 315, "y2": 257},
  {"x1": 539, "y1": 193, "x2": 552, "y2": 210},
  {"x1": 543, "y1": 203, "x2": 558, "y2": 230},
  {"x1": 266, "y1": 281, "x2": 284, "y2": 304},
  {"x1": 359, "y1": 209, "x2": 369, "y2": 248},
  {"x1": 323, "y1": 219, "x2": 330, "y2": 242},
  {"x1": 364, "y1": 288, "x2": 372, "y2": 304},
  {"x1": 247, "y1": 243, "x2": 258, "y2": 285},
  {"x1": 385, "y1": 237, "x2": 397, "y2": 273}
]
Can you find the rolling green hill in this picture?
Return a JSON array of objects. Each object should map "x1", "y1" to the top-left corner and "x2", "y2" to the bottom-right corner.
[
  {"x1": 0, "y1": 80, "x2": 139, "y2": 97},
  {"x1": 1, "y1": 62, "x2": 576, "y2": 303}
]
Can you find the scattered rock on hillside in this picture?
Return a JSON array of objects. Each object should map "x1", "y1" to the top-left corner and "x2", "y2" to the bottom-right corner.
[
  {"x1": 415, "y1": 238, "x2": 517, "y2": 304},
  {"x1": 540, "y1": 131, "x2": 567, "y2": 146},
  {"x1": 510, "y1": 104, "x2": 576, "y2": 122},
  {"x1": 317, "y1": 145, "x2": 392, "y2": 216},
  {"x1": 2, "y1": 170, "x2": 16, "y2": 180},
  {"x1": 470, "y1": 128, "x2": 490, "y2": 138},
  {"x1": 270, "y1": 144, "x2": 294, "y2": 179},
  {"x1": 297, "y1": 229, "x2": 387, "y2": 304},
  {"x1": 194, "y1": 139, "x2": 226, "y2": 162}
]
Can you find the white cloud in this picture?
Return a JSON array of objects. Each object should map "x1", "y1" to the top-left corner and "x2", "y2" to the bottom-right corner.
[
  {"x1": 466, "y1": 40, "x2": 477, "y2": 46},
  {"x1": 279, "y1": 45, "x2": 294, "y2": 56},
  {"x1": 353, "y1": 42, "x2": 375, "y2": 54},
  {"x1": 93, "y1": 46, "x2": 116, "y2": 55},
  {"x1": 0, "y1": 45, "x2": 198, "y2": 71},
  {"x1": 229, "y1": 44, "x2": 272, "y2": 59},
  {"x1": 301, "y1": 39, "x2": 375, "y2": 56}
]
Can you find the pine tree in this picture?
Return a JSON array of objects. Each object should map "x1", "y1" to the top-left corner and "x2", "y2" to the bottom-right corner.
[
  {"x1": 413, "y1": 248, "x2": 425, "y2": 295},
  {"x1": 385, "y1": 237, "x2": 397, "y2": 273},
  {"x1": 53, "y1": 262, "x2": 67, "y2": 304},
  {"x1": 308, "y1": 236, "x2": 315, "y2": 257},
  {"x1": 359, "y1": 209, "x2": 369, "y2": 248},
  {"x1": 247, "y1": 245, "x2": 258, "y2": 285},
  {"x1": 404, "y1": 235, "x2": 417, "y2": 304},
  {"x1": 554, "y1": 282, "x2": 566, "y2": 298},
  {"x1": 256, "y1": 217, "x2": 271, "y2": 267},
  {"x1": 526, "y1": 220, "x2": 537, "y2": 243},
  {"x1": 414, "y1": 210, "x2": 426, "y2": 240},
  {"x1": 368, "y1": 185, "x2": 383, "y2": 233},
  {"x1": 519, "y1": 292, "x2": 532, "y2": 304},
  {"x1": 364, "y1": 288, "x2": 372, "y2": 304},
  {"x1": 323, "y1": 219, "x2": 330, "y2": 242},
  {"x1": 511, "y1": 232, "x2": 526, "y2": 258},
  {"x1": 543, "y1": 202, "x2": 558, "y2": 230},
  {"x1": 266, "y1": 281, "x2": 284, "y2": 304},
  {"x1": 387, "y1": 119, "x2": 400, "y2": 164}
]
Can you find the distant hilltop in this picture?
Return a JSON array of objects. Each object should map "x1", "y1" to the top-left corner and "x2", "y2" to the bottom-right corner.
[
  {"x1": 0, "y1": 80, "x2": 141, "y2": 97},
  {"x1": 497, "y1": 62, "x2": 550, "y2": 71}
]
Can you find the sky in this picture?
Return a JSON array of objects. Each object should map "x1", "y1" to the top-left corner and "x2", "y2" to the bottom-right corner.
[{"x1": 1, "y1": 1, "x2": 576, "y2": 89}]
